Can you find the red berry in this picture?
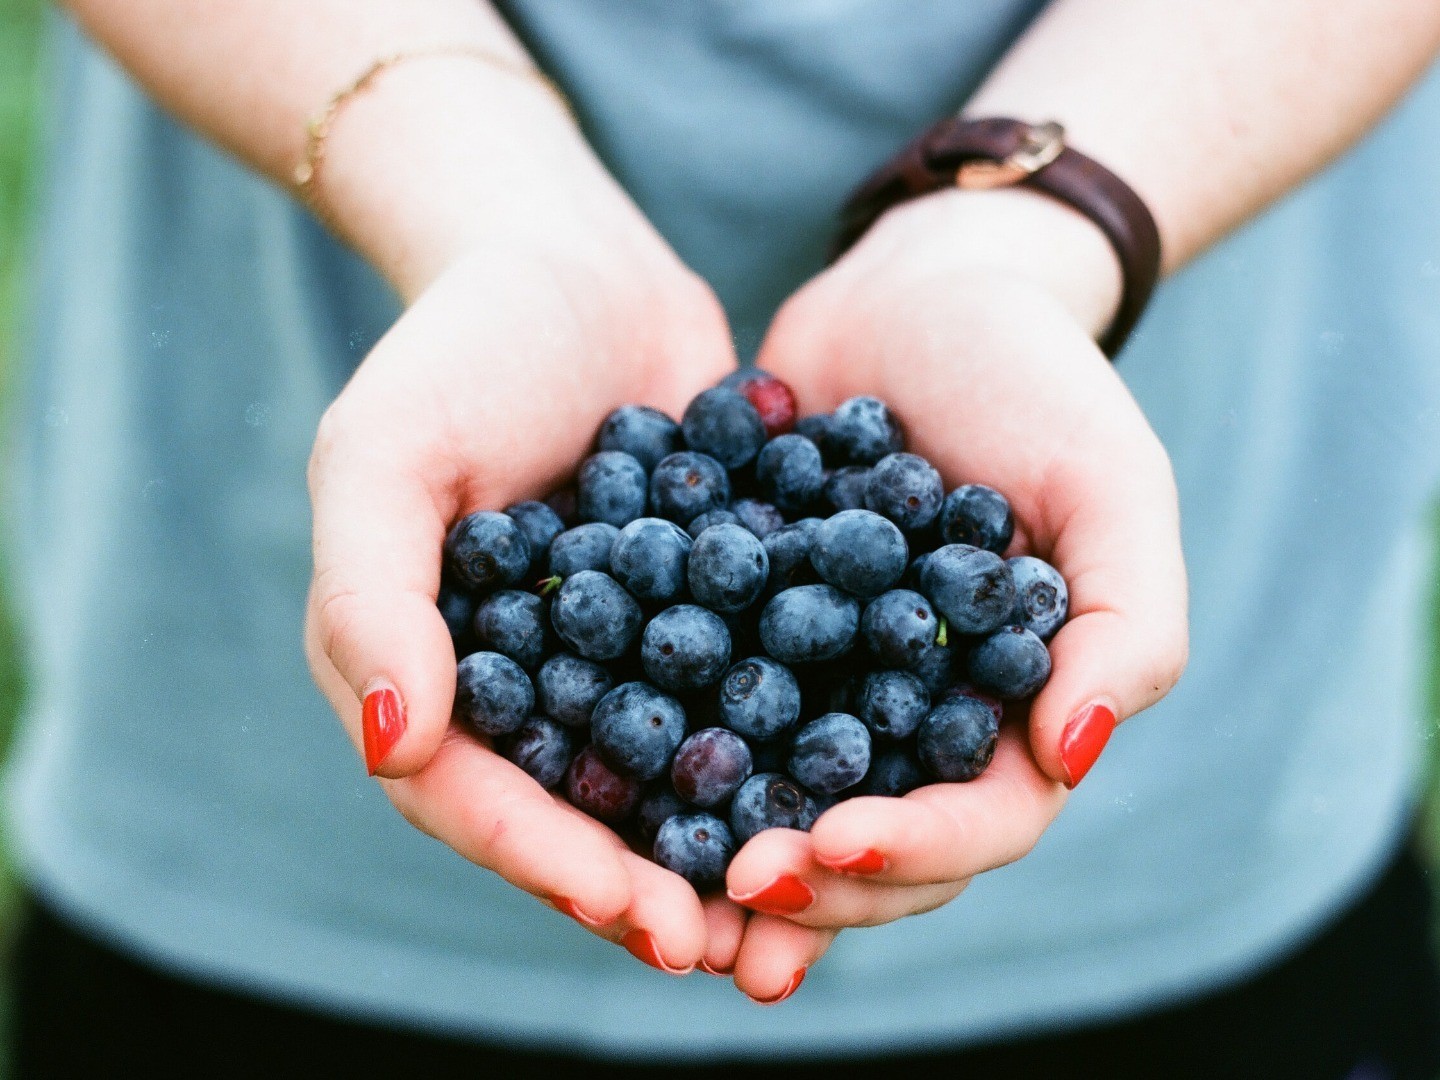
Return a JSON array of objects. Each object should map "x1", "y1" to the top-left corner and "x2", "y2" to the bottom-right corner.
[{"x1": 735, "y1": 372, "x2": 797, "y2": 437}]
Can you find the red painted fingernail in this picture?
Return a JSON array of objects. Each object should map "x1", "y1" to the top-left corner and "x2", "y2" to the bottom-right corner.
[
  {"x1": 750, "y1": 967, "x2": 806, "y2": 1006},
  {"x1": 1060, "y1": 704, "x2": 1117, "y2": 788},
  {"x1": 697, "y1": 958, "x2": 733, "y2": 977},
  {"x1": 821, "y1": 849, "x2": 887, "y2": 875},
  {"x1": 728, "y1": 874, "x2": 814, "y2": 915},
  {"x1": 621, "y1": 930, "x2": 691, "y2": 975},
  {"x1": 550, "y1": 896, "x2": 605, "y2": 928},
  {"x1": 362, "y1": 687, "x2": 405, "y2": 775}
]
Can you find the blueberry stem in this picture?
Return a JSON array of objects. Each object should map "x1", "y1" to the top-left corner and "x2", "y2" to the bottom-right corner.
[
  {"x1": 936, "y1": 617, "x2": 949, "y2": 648},
  {"x1": 536, "y1": 575, "x2": 563, "y2": 597}
]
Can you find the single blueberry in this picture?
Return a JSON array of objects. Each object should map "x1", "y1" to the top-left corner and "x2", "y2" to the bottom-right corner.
[
  {"x1": 730, "y1": 773, "x2": 821, "y2": 843},
  {"x1": 671, "y1": 727, "x2": 754, "y2": 808},
  {"x1": 654, "y1": 812, "x2": 736, "y2": 887},
  {"x1": 756, "y1": 434, "x2": 825, "y2": 513},
  {"x1": 911, "y1": 640, "x2": 962, "y2": 697},
  {"x1": 758, "y1": 584, "x2": 861, "y2": 664},
  {"x1": 920, "y1": 543, "x2": 1017, "y2": 635},
  {"x1": 590, "y1": 682, "x2": 687, "y2": 780},
  {"x1": 641, "y1": 605, "x2": 732, "y2": 692},
  {"x1": 940, "y1": 683, "x2": 1005, "y2": 726},
  {"x1": 547, "y1": 522, "x2": 619, "y2": 578},
  {"x1": 504, "y1": 716, "x2": 576, "y2": 790},
  {"x1": 719, "y1": 368, "x2": 798, "y2": 438},
  {"x1": 731, "y1": 498, "x2": 786, "y2": 540},
  {"x1": 862, "y1": 748, "x2": 929, "y2": 797},
  {"x1": 577, "y1": 450, "x2": 648, "y2": 528},
  {"x1": 596, "y1": 404, "x2": 681, "y2": 471},
  {"x1": 1008, "y1": 556, "x2": 1069, "y2": 641},
  {"x1": 824, "y1": 465, "x2": 871, "y2": 512},
  {"x1": 861, "y1": 589, "x2": 937, "y2": 669},
  {"x1": 687, "y1": 508, "x2": 741, "y2": 539},
  {"x1": 550, "y1": 570, "x2": 643, "y2": 661},
  {"x1": 649, "y1": 451, "x2": 731, "y2": 525},
  {"x1": 829, "y1": 396, "x2": 904, "y2": 465},
  {"x1": 636, "y1": 783, "x2": 691, "y2": 843},
  {"x1": 811, "y1": 509, "x2": 908, "y2": 598},
  {"x1": 444, "y1": 511, "x2": 531, "y2": 592},
  {"x1": 856, "y1": 670, "x2": 930, "y2": 741},
  {"x1": 969, "y1": 625, "x2": 1052, "y2": 699},
  {"x1": 611, "y1": 517, "x2": 692, "y2": 604},
  {"x1": 681, "y1": 387, "x2": 767, "y2": 470},
  {"x1": 760, "y1": 518, "x2": 821, "y2": 595},
  {"x1": 688, "y1": 523, "x2": 768, "y2": 613},
  {"x1": 437, "y1": 576, "x2": 477, "y2": 646},
  {"x1": 454, "y1": 651, "x2": 534, "y2": 737},
  {"x1": 535, "y1": 652, "x2": 614, "y2": 728},
  {"x1": 505, "y1": 500, "x2": 565, "y2": 577},
  {"x1": 788, "y1": 713, "x2": 871, "y2": 795},
  {"x1": 718, "y1": 656, "x2": 802, "y2": 741},
  {"x1": 565, "y1": 744, "x2": 642, "y2": 823},
  {"x1": 472, "y1": 589, "x2": 550, "y2": 670},
  {"x1": 793, "y1": 413, "x2": 834, "y2": 458},
  {"x1": 939, "y1": 485, "x2": 1014, "y2": 554},
  {"x1": 917, "y1": 696, "x2": 1000, "y2": 782},
  {"x1": 865, "y1": 453, "x2": 944, "y2": 533}
]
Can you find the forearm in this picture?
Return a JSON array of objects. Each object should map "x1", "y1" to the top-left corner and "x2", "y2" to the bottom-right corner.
[{"x1": 63, "y1": 1, "x2": 640, "y2": 297}]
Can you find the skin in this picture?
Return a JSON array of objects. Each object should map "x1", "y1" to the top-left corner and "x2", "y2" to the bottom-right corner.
[{"x1": 63, "y1": 0, "x2": 1440, "y2": 1004}]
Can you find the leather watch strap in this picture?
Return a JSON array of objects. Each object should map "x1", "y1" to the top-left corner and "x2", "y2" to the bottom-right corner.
[{"x1": 835, "y1": 117, "x2": 1161, "y2": 358}]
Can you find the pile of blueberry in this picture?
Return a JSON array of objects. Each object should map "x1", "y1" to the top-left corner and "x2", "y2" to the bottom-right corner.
[{"x1": 438, "y1": 372, "x2": 1068, "y2": 888}]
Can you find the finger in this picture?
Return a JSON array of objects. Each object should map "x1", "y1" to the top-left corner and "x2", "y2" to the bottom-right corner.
[
  {"x1": 808, "y1": 726, "x2": 1066, "y2": 886},
  {"x1": 612, "y1": 852, "x2": 708, "y2": 976},
  {"x1": 731, "y1": 914, "x2": 836, "y2": 1006},
  {"x1": 699, "y1": 895, "x2": 749, "y2": 976},
  {"x1": 382, "y1": 732, "x2": 632, "y2": 926}
]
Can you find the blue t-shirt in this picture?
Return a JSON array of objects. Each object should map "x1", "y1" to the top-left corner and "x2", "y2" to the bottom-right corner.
[{"x1": 10, "y1": 1, "x2": 1440, "y2": 1060}]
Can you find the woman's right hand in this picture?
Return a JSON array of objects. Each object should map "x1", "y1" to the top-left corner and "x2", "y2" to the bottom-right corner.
[{"x1": 303, "y1": 221, "x2": 741, "y2": 973}]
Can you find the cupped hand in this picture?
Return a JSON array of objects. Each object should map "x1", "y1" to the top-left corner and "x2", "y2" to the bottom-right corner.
[
  {"x1": 711, "y1": 188, "x2": 1189, "y2": 1001},
  {"x1": 304, "y1": 229, "x2": 741, "y2": 974}
]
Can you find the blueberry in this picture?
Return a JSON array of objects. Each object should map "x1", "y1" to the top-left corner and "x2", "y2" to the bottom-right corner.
[
  {"x1": 861, "y1": 589, "x2": 937, "y2": 669},
  {"x1": 919, "y1": 544, "x2": 1017, "y2": 635},
  {"x1": 547, "y1": 522, "x2": 619, "y2": 578},
  {"x1": 788, "y1": 713, "x2": 871, "y2": 794},
  {"x1": 445, "y1": 511, "x2": 531, "y2": 592},
  {"x1": 1008, "y1": 556, "x2": 1069, "y2": 641},
  {"x1": 545, "y1": 485, "x2": 579, "y2": 527},
  {"x1": 597, "y1": 404, "x2": 681, "y2": 472},
  {"x1": 911, "y1": 640, "x2": 962, "y2": 697},
  {"x1": 718, "y1": 656, "x2": 802, "y2": 741},
  {"x1": 473, "y1": 589, "x2": 550, "y2": 670},
  {"x1": 720, "y1": 369, "x2": 798, "y2": 438},
  {"x1": 687, "y1": 508, "x2": 741, "y2": 539},
  {"x1": 824, "y1": 466, "x2": 871, "y2": 512},
  {"x1": 762, "y1": 518, "x2": 822, "y2": 593},
  {"x1": 730, "y1": 773, "x2": 821, "y2": 843},
  {"x1": 758, "y1": 584, "x2": 861, "y2": 664},
  {"x1": 590, "y1": 682, "x2": 687, "y2": 780},
  {"x1": 829, "y1": 396, "x2": 903, "y2": 465},
  {"x1": 550, "y1": 570, "x2": 643, "y2": 661},
  {"x1": 577, "y1": 450, "x2": 648, "y2": 528},
  {"x1": 917, "y1": 696, "x2": 1000, "y2": 782},
  {"x1": 535, "y1": 652, "x2": 613, "y2": 728},
  {"x1": 794, "y1": 413, "x2": 834, "y2": 457},
  {"x1": 969, "y1": 625, "x2": 1052, "y2": 699},
  {"x1": 611, "y1": 517, "x2": 692, "y2": 604},
  {"x1": 939, "y1": 485, "x2": 1014, "y2": 554},
  {"x1": 862, "y1": 748, "x2": 928, "y2": 797},
  {"x1": 437, "y1": 576, "x2": 477, "y2": 646},
  {"x1": 565, "y1": 744, "x2": 642, "y2": 823},
  {"x1": 681, "y1": 387, "x2": 767, "y2": 470},
  {"x1": 637, "y1": 783, "x2": 691, "y2": 843},
  {"x1": 504, "y1": 716, "x2": 576, "y2": 789},
  {"x1": 671, "y1": 727, "x2": 754, "y2": 808},
  {"x1": 641, "y1": 605, "x2": 732, "y2": 692},
  {"x1": 731, "y1": 498, "x2": 786, "y2": 540},
  {"x1": 454, "y1": 651, "x2": 534, "y2": 737},
  {"x1": 856, "y1": 670, "x2": 930, "y2": 740},
  {"x1": 940, "y1": 683, "x2": 1005, "y2": 726},
  {"x1": 688, "y1": 523, "x2": 768, "y2": 613},
  {"x1": 865, "y1": 453, "x2": 944, "y2": 532},
  {"x1": 654, "y1": 813, "x2": 736, "y2": 887},
  {"x1": 505, "y1": 500, "x2": 565, "y2": 577},
  {"x1": 811, "y1": 509, "x2": 908, "y2": 598},
  {"x1": 755, "y1": 434, "x2": 824, "y2": 513},
  {"x1": 649, "y1": 451, "x2": 731, "y2": 525}
]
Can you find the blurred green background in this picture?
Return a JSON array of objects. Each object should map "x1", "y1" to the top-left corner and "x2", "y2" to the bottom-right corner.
[{"x1": 1, "y1": 0, "x2": 1440, "y2": 1068}]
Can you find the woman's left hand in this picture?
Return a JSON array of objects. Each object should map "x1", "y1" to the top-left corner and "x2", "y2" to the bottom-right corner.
[{"x1": 701, "y1": 188, "x2": 1189, "y2": 1003}]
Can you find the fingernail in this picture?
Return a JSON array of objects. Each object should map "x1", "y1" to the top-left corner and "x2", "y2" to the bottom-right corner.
[
  {"x1": 819, "y1": 849, "x2": 887, "y2": 875},
  {"x1": 697, "y1": 958, "x2": 733, "y2": 977},
  {"x1": 728, "y1": 874, "x2": 815, "y2": 915},
  {"x1": 1060, "y1": 703, "x2": 1117, "y2": 788},
  {"x1": 621, "y1": 930, "x2": 692, "y2": 976},
  {"x1": 362, "y1": 686, "x2": 405, "y2": 776},
  {"x1": 749, "y1": 967, "x2": 806, "y2": 1006},
  {"x1": 550, "y1": 896, "x2": 605, "y2": 928}
]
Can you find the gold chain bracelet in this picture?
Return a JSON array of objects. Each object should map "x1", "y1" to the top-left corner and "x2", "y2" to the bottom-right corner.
[{"x1": 293, "y1": 45, "x2": 573, "y2": 205}]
